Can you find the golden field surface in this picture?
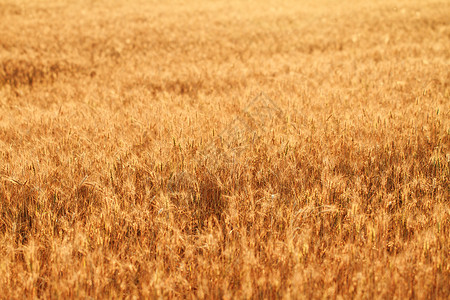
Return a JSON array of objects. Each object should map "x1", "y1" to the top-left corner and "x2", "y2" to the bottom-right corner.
[{"x1": 0, "y1": 0, "x2": 449, "y2": 298}]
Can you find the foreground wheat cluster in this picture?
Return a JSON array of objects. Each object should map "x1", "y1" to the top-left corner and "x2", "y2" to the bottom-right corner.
[{"x1": 0, "y1": 0, "x2": 449, "y2": 298}]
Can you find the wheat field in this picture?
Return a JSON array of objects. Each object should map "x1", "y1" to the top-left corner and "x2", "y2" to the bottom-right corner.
[{"x1": 0, "y1": 0, "x2": 449, "y2": 298}]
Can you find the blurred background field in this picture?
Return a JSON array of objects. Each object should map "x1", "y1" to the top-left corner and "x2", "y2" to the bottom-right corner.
[{"x1": 0, "y1": 0, "x2": 449, "y2": 298}]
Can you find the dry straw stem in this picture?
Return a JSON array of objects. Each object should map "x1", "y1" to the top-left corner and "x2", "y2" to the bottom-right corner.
[{"x1": 0, "y1": 0, "x2": 449, "y2": 298}]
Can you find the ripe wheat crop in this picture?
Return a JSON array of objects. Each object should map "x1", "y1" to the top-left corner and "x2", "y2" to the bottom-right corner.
[{"x1": 0, "y1": 0, "x2": 449, "y2": 298}]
